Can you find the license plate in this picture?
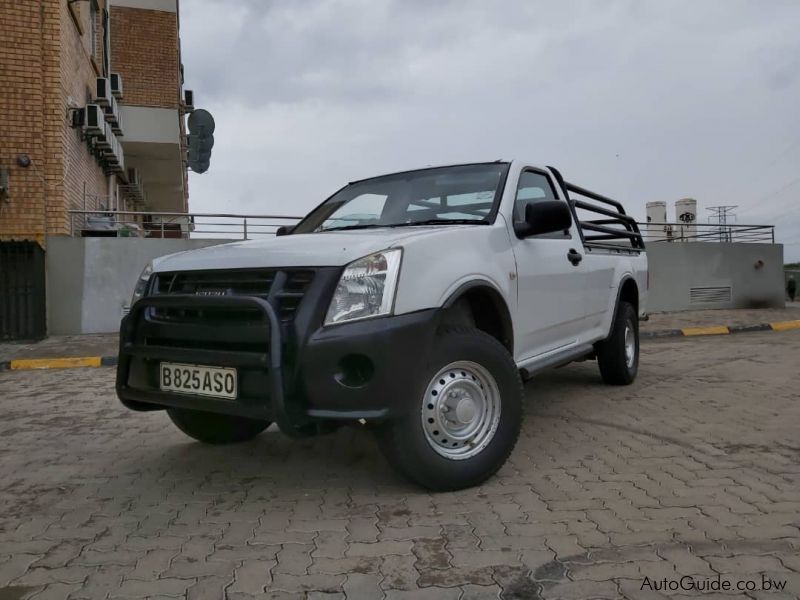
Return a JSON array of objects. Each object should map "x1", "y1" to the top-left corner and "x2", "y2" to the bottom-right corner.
[{"x1": 159, "y1": 362, "x2": 237, "y2": 399}]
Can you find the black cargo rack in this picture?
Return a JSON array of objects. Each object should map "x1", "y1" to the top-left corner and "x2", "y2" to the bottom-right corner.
[{"x1": 549, "y1": 167, "x2": 644, "y2": 252}]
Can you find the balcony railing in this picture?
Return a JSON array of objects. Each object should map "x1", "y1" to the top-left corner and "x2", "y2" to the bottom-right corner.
[
  {"x1": 639, "y1": 222, "x2": 775, "y2": 244},
  {"x1": 68, "y1": 210, "x2": 302, "y2": 239}
]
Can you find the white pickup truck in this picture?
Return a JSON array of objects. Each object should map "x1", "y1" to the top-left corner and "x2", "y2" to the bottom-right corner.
[{"x1": 118, "y1": 161, "x2": 647, "y2": 490}]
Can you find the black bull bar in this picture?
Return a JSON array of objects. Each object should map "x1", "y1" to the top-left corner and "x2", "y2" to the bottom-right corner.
[{"x1": 116, "y1": 294, "x2": 310, "y2": 437}]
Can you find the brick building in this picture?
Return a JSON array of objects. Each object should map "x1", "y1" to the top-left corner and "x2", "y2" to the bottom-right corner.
[
  {"x1": 0, "y1": 0, "x2": 192, "y2": 338},
  {"x1": 0, "y1": 0, "x2": 189, "y2": 244}
]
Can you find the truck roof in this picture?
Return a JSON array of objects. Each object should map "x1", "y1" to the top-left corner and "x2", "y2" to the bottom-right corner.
[{"x1": 348, "y1": 160, "x2": 539, "y2": 184}]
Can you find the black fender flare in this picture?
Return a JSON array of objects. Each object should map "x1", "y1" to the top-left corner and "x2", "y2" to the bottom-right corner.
[
  {"x1": 441, "y1": 281, "x2": 514, "y2": 352},
  {"x1": 605, "y1": 275, "x2": 639, "y2": 340}
]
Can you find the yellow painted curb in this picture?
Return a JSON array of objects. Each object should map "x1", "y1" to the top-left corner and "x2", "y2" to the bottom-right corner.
[
  {"x1": 10, "y1": 357, "x2": 103, "y2": 370},
  {"x1": 770, "y1": 320, "x2": 800, "y2": 332},
  {"x1": 681, "y1": 326, "x2": 730, "y2": 336}
]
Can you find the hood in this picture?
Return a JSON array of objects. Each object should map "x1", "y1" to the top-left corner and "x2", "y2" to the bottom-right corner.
[{"x1": 152, "y1": 227, "x2": 463, "y2": 272}]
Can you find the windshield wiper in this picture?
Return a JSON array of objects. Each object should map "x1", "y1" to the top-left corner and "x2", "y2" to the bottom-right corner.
[
  {"x1": 320, "y1": 219, "x2": 488, "y2": 232},
  {"x1": 319, "y1": 223, "x2": 389, "y2": 232},
  {"x1": 394, "y1": 219, "x2": 489, "y2": 227}
]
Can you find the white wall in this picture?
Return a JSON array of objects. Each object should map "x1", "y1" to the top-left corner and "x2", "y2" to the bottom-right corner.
[{"x1": 46, "y1": 236, "x2": 233, "y2": 334}]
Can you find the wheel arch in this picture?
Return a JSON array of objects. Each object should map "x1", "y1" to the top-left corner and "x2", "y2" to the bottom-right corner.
[
  {"x1": 607, "y1": 275, "x2": 639, "y2": 338},
  {"x1": 618, "y1": 276, "x2": 639, "y2": 313},
  {"x1": 441, "y1": 281, "x2": 514, "y2": 353}
]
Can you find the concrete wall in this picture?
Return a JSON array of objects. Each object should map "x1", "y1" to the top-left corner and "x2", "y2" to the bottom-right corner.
[
  {"x1": 46, "y1": 236, "x2": 233, "y2": 334},
  {"x1": 647, "y1": 242, "x2": 785, "y2": 312}
]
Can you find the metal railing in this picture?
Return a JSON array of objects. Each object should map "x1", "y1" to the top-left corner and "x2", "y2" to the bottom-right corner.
[
  {"x1": 66, "y1": 210, "x2": 776, "y2": 244},
  {"x1": 638, "y1": 222, "x2": 775, "y2": 244},
  {"x1": 68, "y1": 210, "x2": 302, "y2": 239}
]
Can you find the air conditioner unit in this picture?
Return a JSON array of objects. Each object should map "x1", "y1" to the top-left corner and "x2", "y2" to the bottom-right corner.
[
  {"x1": 80, "y1": 104, "x2": 105, "y2": 136},
  {"x1": 114, "y1": 142, "x2": 125, "y2": 173},
  {"x1": 103, "y1": 146, "x2": 118, "y2": 167},
  {"x1": 95, "y1": 77, "x2": 112, "y2": 107},
  {"x1": 104, "y1": 96, "x2": 118, "y2": 123},
  {"x1": 104, "y1": 138, "x2": 124, "y2": 174},
  {"x1": 109, "y1": 134, "x2": 121, "y2": 164},
  {"x1": 103, "y1": 97, "x2": 124, "y2": 135},
  {"x1": 110, "y1": 73, "x2": 123, "y2": 99},
  {"x1": 183, "y1": 89, "x2": 195, "y2": 111},
  {"x1": 127, "y1": 168, "x2": 142, "y2": 187},
  {"x1": 111, "y1": 105, "x2": 123, "y2": 136},
  {"x1": 95, "y1": 122, "x2": 113, "y2": 150}
]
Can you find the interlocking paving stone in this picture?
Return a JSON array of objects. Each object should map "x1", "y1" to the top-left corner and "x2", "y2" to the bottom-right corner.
[{"x1": 1, "y1": 331, "x2": 800, "y2": 599}]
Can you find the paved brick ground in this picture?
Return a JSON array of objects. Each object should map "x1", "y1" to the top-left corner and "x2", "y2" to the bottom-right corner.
[{"x1": 1, "y1": 331, "x2": 799, "y2": 599}]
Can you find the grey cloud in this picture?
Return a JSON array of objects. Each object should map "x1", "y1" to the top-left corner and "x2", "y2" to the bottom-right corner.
[{"x1": 180, "y1": 0, "x2": 800, "y2": 259}]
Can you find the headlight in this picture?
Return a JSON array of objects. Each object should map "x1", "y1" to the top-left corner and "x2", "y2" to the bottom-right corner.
[
  {"x1": 325, "y1": 249, "x2": 402, "y2": 325},
  {"x1": 130, "y1": 261, "x2": 153, "y2": 307}
]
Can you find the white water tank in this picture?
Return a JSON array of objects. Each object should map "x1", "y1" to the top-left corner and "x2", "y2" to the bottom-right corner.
[
  {"x1": 645, "y1": 201, "x2": 667, "y2": 240},
  {"x1": 675, "y1": 198, "x2": 697, "y2": 241}
]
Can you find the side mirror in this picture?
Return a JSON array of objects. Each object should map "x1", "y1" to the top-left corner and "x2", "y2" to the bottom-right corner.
[
  {"x1": 275, "y1": 225, "x2": 295, "y2": 237},
  {"x1": 514, "y1": 200, "x2": 572, "y2": 238}
]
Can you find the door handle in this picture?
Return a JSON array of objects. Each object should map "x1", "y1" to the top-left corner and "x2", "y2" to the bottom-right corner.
[{"x1": 567, "y1": 248, "x2": 582, "y2": 266}]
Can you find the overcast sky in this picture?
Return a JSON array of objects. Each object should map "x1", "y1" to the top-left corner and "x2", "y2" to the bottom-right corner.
[{"x1": 180, "y1": 0, "x2": 800, "y2": 260}]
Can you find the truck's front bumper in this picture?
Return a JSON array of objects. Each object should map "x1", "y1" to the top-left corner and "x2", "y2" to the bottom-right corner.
[
  {"x1": 298, "y1": 309, "x2": 438, "y2": 420},
  {"x1": 116, "y1": 294, "x2": 438, "y2": 434}
]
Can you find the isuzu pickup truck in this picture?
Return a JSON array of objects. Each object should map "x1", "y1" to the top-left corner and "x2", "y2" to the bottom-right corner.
[{"x1": 118, "y1": 161, "x2": 646, "y2": 490}]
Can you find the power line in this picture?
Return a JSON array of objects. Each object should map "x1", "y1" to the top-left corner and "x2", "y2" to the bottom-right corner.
[{"x1": 738, "y1": 176, "x2": 800, "y2": 215}]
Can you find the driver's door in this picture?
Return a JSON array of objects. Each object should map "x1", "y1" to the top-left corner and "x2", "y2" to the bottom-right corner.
[{"x1": 509, "y1": 169, "x2": 587, "y2": 360}]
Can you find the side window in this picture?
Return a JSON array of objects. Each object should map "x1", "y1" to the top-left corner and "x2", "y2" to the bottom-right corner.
[
  {"x1": 514, "y1": 170, "x2": 569, "y2": 237},
  {"x1": 318, "y1": 193, "x2": 387, "y2": 230}
]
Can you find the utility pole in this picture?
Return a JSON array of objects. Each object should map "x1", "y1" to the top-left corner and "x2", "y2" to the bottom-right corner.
[{"x1": 707, "y1": 205, "x2": 738, "y2": 242}]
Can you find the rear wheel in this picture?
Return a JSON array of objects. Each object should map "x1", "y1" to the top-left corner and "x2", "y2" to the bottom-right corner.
[
  {"x1": 376, "y1": 327, "x2": 523, "y2": 491},
  {"x1": 597, "y1": 300, "x2": 639, "y2": 385},
  {"x1": 167, "y1": 408, "x2": 270, "y2": 444}
]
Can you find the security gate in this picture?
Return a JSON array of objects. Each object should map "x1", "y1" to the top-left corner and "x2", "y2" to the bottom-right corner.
[{"x1": 0, "y1": 241, "x2": 46, "y2": 340}]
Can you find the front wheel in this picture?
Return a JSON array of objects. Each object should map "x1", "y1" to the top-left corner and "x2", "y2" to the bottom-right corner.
[
  {"x1": 376, "y1": 327, "x2": 523, "y2": 491},
  {"x1": 596, "y1": 300, "x2": 639, "y2": 385},
  {"x1": 167, "y1": 408, "x2": 270, "y2": 444}
]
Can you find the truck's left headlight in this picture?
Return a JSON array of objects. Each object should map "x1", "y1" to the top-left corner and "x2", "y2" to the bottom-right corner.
[
  {"x1": 325, "y1": 249, "x2": 402, "y2": 325},
  {"x1": 130, "y1": 261, "x2": 153, "y2": 307}
]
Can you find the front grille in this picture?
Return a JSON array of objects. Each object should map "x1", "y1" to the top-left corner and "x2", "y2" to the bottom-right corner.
[
  {"x1": 158, "y1": 270, "x2": 277, "y2": 296},
  {"x1": 152, "y1": 268, "x2": 315, "y2": 323}
]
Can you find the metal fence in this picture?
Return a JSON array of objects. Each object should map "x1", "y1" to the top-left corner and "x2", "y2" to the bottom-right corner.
[
  {"x1": 638, "y1": 222, "x2": 775, "y2": 244},
  {"x1": 68, "y1": 210, "x2": 302, "y2": 239},
  {"x1": 0, "y1": 241, "x2": 46, "y2": 340}
]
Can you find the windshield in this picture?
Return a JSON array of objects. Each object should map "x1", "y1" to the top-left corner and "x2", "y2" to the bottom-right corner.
[{"x1": 292, "y1": 163, "x2": 510, "y2": 233}]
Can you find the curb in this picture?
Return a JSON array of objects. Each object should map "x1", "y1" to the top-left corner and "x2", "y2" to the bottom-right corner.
[
  {"x1": 641, "y1": 320, "x2": 800, "y2": 340},
  {"x1": 0, "y1": 355, "x2": 118, "y2": 372},
  {"x1": 1, "y1": 320, "x2": 799, "y2": 371}
]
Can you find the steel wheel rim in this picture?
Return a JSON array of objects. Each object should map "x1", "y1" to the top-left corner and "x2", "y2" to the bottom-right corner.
[
  {"x1": 624, "y1": 323, "x2": 635, "y2": 368},
  {"x1": 421, "y1": 360, "x2": 501, "y2": 460}
]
